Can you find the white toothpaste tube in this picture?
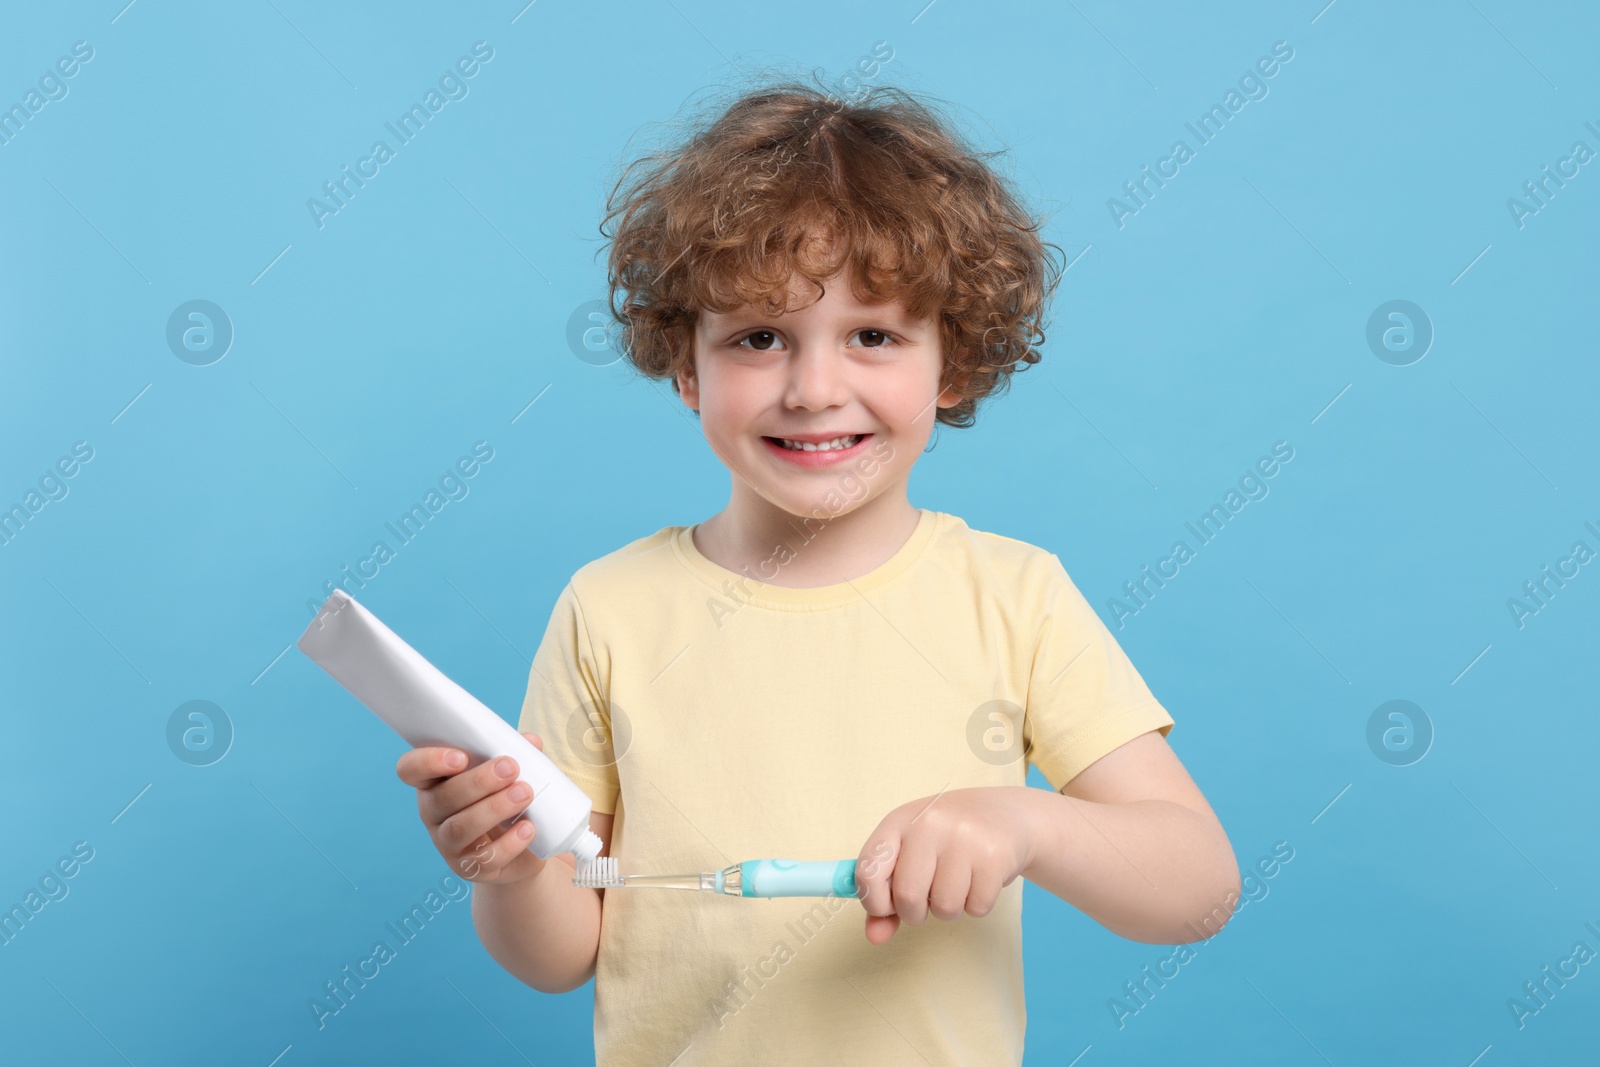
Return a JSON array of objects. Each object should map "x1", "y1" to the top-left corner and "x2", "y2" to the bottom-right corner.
[{"x1": 296, "y1": 589, "x2": 604, "y2": 866}]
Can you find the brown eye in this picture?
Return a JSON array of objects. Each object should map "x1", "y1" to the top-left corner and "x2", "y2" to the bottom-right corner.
[
  {"x1": 739, "y1": 330, "x2": 780, "y2": 351},
  {"x1": 854, "y1": 329, "x2": 893, "y2": 348}
]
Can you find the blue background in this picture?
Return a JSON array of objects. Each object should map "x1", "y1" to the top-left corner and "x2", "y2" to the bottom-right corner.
[{"x1": 3, "y1": 0, "x2": 1596, "y2": 1063}]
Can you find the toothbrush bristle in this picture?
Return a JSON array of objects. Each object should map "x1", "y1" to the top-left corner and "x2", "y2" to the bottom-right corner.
[{"x1": 574, "y1": 855, "x2": 619, "y2": 888}]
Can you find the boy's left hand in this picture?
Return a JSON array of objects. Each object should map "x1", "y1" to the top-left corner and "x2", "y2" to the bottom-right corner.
[{"x1": 855, "y1": 787, "x2": 1034, "y2": 945}]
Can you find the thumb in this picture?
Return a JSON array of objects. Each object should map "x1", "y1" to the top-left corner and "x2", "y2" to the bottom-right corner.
[
  {"x1": 865, "y1": 913, "x2": 899, "y2": 945},
  {"x1": 521, "y1": 731, "x2": 545, "y2": 751}
]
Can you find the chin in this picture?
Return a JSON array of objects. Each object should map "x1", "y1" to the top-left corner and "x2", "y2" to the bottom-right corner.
[{"x1": 757, "y1": 491, "x2": 856, "y2": 523}]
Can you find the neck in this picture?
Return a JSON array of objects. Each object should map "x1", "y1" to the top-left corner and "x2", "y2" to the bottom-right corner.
[{"x1": 695, "y1": 483, "x2": 922, "y2": 589}]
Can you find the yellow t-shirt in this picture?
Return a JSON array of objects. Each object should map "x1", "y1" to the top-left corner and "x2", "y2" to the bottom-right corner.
[{"x1": 517, "y1": 508, "x2": 1174, "y2": 1066}]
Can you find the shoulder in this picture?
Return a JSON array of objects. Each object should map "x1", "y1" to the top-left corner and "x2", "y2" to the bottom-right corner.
[
  {"x1": 565, "y1": 524, "x2": 683, "y2": 596},
  {"x1": 927, "y1": 511, "x2": 1071, "y2": 599}
]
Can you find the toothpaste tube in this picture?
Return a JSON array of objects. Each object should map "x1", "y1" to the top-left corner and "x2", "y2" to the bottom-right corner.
[{"x1": 296, "y1": 589, "x2": 604, "y2": 865}]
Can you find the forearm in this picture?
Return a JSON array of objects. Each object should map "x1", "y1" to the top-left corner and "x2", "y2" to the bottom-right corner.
[
  {"x1": 1012, "y1": 787, "x2": 1239, "y2": 944},
  {"x1": 471, "y1": 855, "x2": 602, "y2": 993}
]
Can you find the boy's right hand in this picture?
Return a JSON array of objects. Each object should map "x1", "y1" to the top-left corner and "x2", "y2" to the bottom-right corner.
[{"x1": 396, "y1": 732, "x2": 548, "y2": 887}]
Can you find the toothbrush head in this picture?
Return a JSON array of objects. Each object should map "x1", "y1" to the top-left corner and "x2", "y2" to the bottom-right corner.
[{"x1": 573, "y1": 855, "x2": 620, "y2": 888}]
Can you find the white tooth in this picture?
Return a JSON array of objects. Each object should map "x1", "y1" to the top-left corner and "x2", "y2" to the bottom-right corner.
[{"x1": 780, "y1": 434, "x2": 858, "y2": 452}]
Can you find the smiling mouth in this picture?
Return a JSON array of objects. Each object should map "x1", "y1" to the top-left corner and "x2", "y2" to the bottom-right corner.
[{"x1": 762, "y1": 434, "x2": 868, "y2": 452}]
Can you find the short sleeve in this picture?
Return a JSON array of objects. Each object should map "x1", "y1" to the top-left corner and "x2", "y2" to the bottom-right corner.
[
  {"x1": 516, "y1": 580, "x2": 620, "y2": 815},
  {"x1": 1024, "y1": 554, "x2": 1174, "y2": 791}
]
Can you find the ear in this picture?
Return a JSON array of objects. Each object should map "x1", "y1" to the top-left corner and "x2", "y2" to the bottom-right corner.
[
  {"x1": 935, "y1": 366, "x2": 966, "y2": 409},
  {"x1": 676, "y1": 361, "x2": 700, "y2": 411}
]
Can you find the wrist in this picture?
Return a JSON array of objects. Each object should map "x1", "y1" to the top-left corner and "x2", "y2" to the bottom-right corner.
[{"x1": 1014, "y1": 785, "x2": 1066, "y2": 882}]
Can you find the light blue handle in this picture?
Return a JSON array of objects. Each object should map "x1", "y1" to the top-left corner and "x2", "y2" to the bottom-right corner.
[{"x1": 740, "y1": 858, "x2": 857, "y2": 898}]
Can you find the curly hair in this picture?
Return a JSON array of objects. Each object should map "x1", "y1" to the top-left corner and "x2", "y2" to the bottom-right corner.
[{"x1": 596, "y1": 73, "x2": 1066, "y2": 429}]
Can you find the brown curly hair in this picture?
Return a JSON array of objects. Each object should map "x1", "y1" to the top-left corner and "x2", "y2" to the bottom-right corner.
[{"x1": 596, "y1": 73, "x2": 1066, "y2": 429}]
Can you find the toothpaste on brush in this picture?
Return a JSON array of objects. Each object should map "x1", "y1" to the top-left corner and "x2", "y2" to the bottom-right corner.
[{"x1": 296, "y1": 589, "x2": 604, "y2": 867}]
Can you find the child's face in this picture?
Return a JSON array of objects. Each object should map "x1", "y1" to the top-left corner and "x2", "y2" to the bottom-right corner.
[{"x1": 679, "y1": 270, "x2": 962, "y2": 520}]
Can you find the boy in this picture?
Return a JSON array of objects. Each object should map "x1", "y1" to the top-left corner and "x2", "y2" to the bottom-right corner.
[{"x1": 397, "y1": 80, "x2": 1237, "y2": 1064}]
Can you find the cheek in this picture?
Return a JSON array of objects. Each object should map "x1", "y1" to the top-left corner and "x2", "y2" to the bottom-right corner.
[
  {"x1": 694, "y1": 363, "x2": 763, "y2": 431},
  {"x1": 882, "y1": 364, "x2": 946, "y2": 426}
]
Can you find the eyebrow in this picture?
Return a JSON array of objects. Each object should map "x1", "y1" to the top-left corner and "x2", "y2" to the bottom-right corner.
[{"x1": 709, "y1": 305, "x2": 916, "y2": 326}]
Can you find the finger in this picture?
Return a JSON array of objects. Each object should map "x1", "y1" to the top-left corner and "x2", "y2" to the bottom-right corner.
[
  {"x1": 454, "y1": 818, "x2": 536, "y2": 881},
  {"x1": 436, "y1": 777, "x2": 533, "y2": 855},
  {"x1": 855, "y1": 835, "x2": 901, "y2": 917},
  {"x1": 396, "y1": 745, "x2": 470, "y2": 789},
  {"x1": 927, "y1": 856, "x2": 973, "y2": 923},
  {"x1": 891, "y1": 834, "x2": 938, "y2": 926},
  {"x1": 965, "y1": 865, "x2": 1005, "y2": 918},
  {"x1": 420, "y1": 754, "x2": 524, "y2": 829},
  {"x1": 521, "y1": 732, "x2": 544, "y2": 750},
  {"x1": 864, "y1": 913, "x2": 899, "y2": 945}
]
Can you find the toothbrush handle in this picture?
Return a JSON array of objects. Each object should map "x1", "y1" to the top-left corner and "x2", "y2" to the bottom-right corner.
[{"x1": 740, "y1": 858, "x2": 857, "y2": 898}]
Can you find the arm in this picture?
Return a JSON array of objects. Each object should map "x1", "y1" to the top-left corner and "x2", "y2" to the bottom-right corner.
[
  {"x1": 477, "y1": 577, "x2": 619, "y2": 990},
  {"x1": 471, "y1": 810, "x2": 613, "y2": 993},
  {"x1": 1023, "y1": 730, "x2": 1239, "y2": 943},
  {"x1": 856, "y1": 730, "x2": 1239, "y2": 946}
]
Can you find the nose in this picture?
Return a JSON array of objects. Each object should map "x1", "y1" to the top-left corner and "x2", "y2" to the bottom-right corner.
[{"x1": 782, "y1": 341, "x2": 852, "y2": 412}]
